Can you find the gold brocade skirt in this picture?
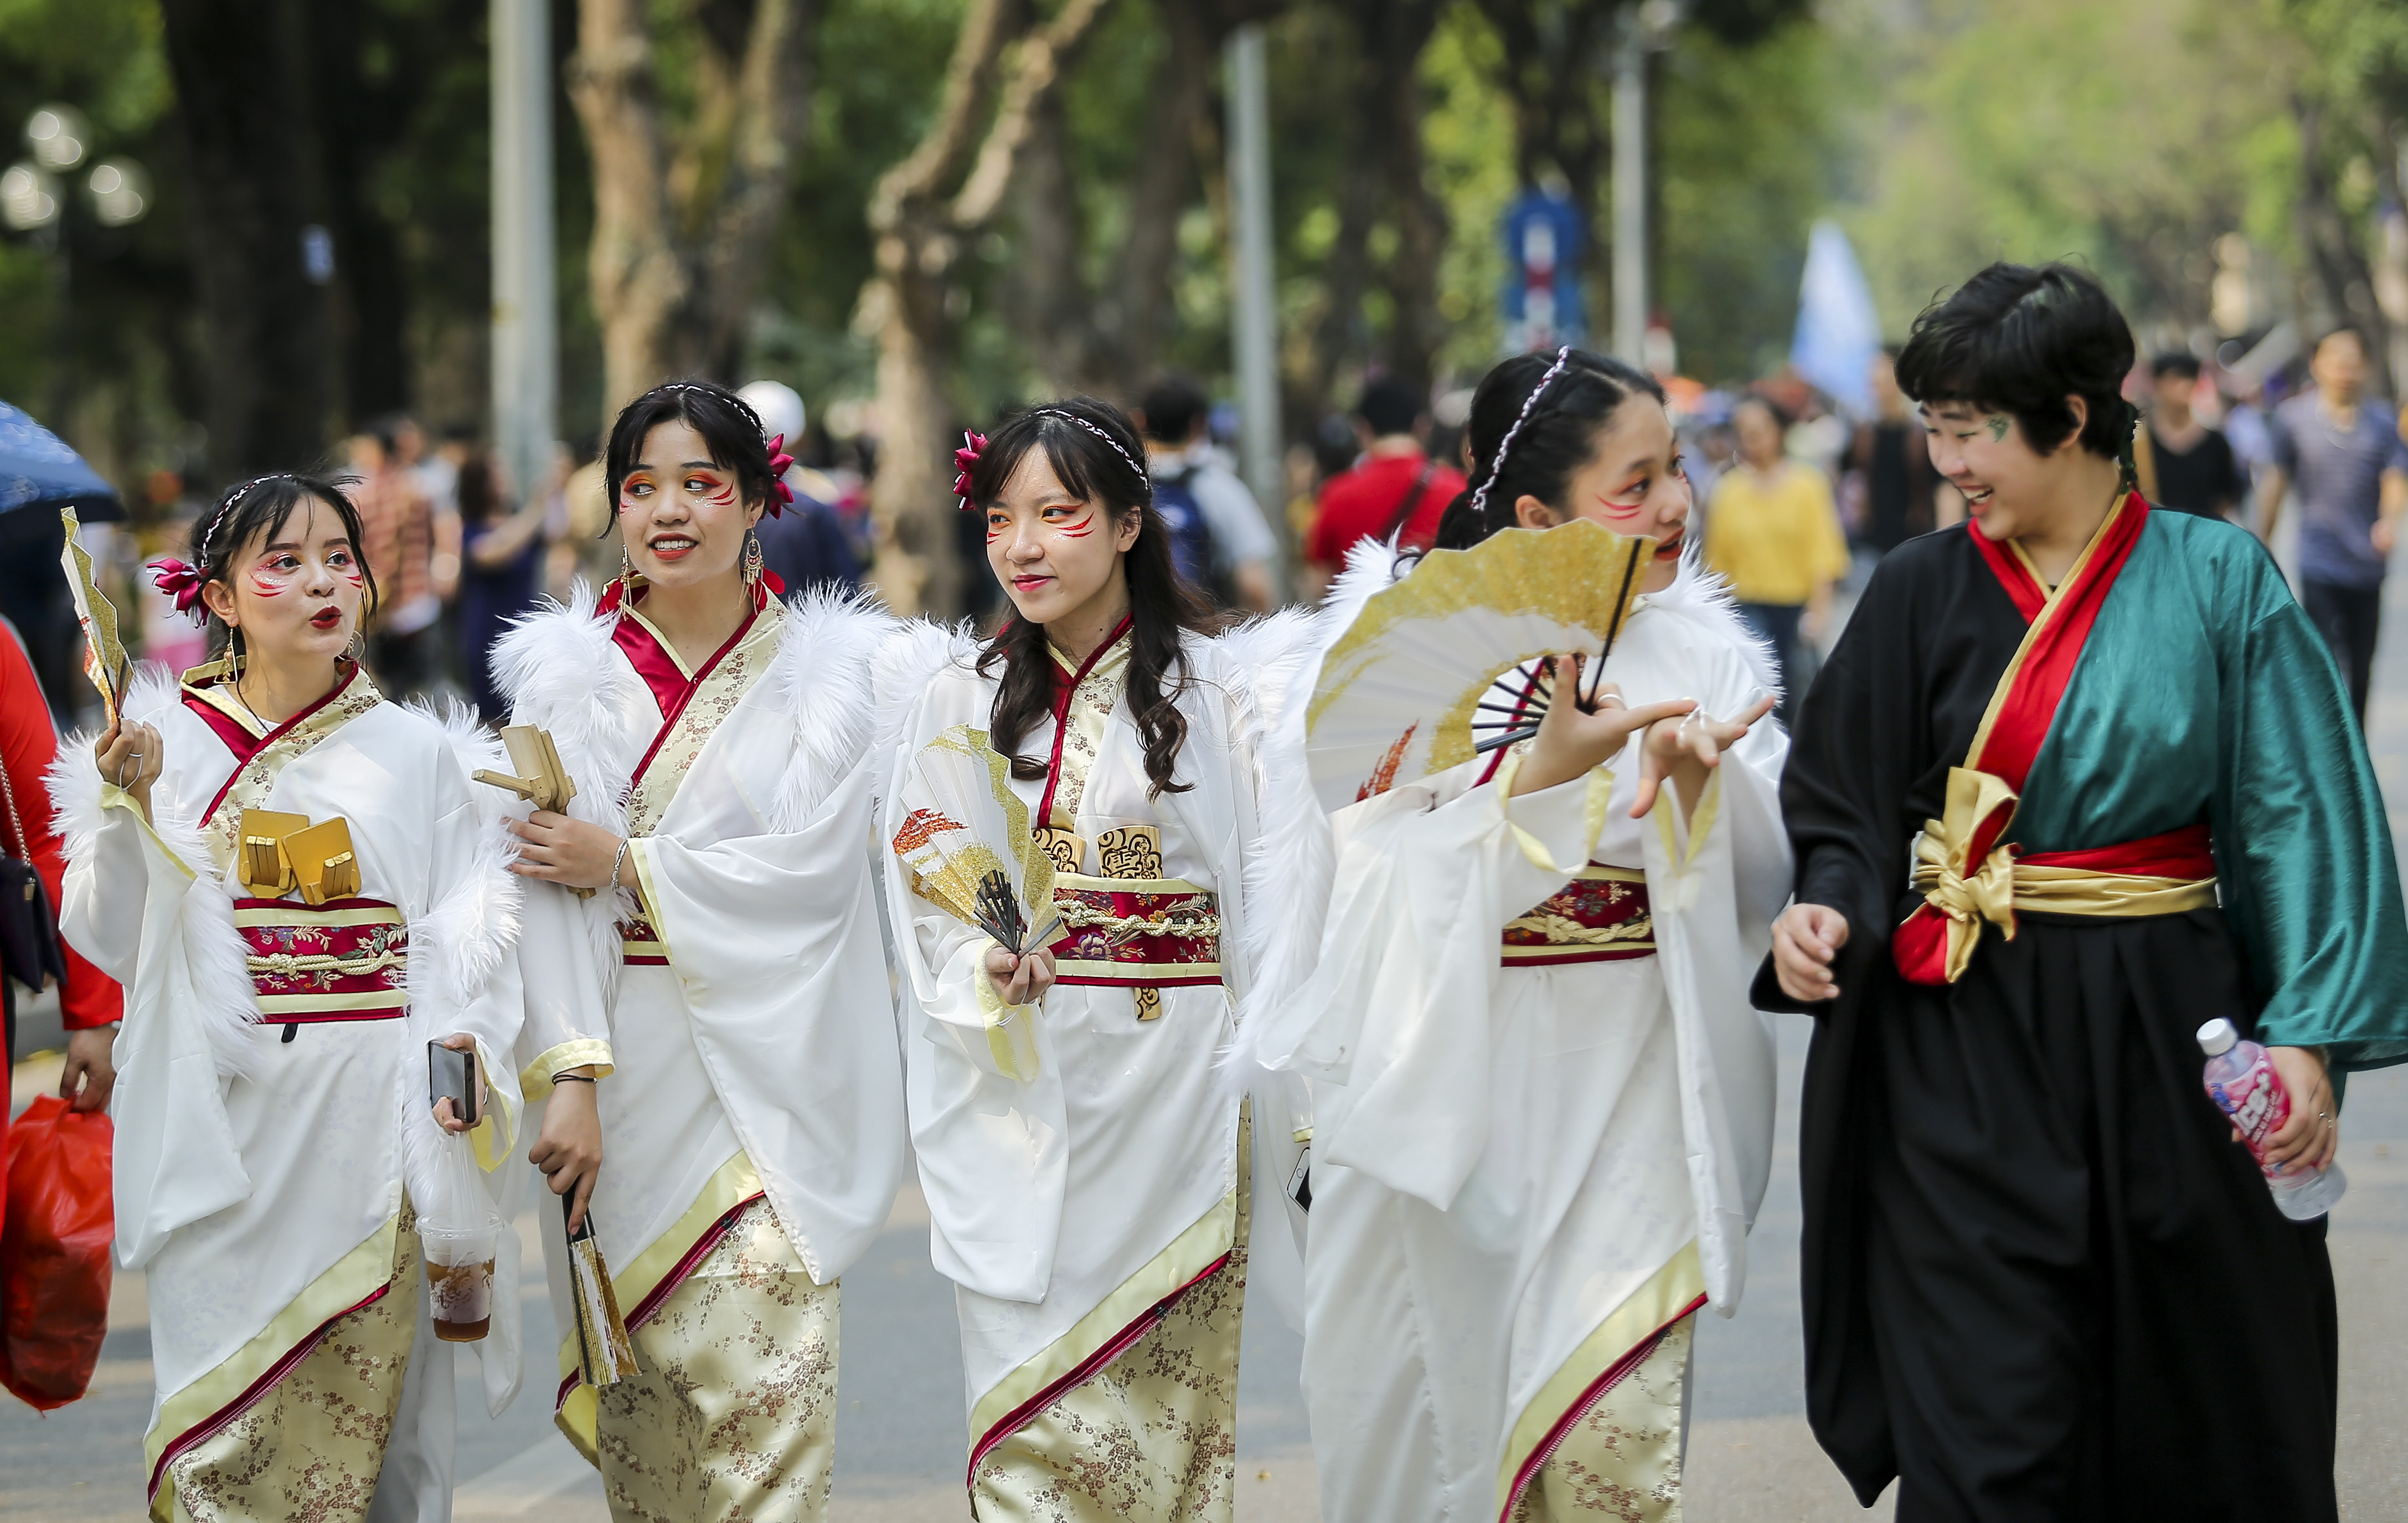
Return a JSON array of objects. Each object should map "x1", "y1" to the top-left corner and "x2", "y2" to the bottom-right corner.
[
  {"x1": 1509, "y1": 1313, "x2": 1692, "y2": 1523},
  {"x1": 163, "y1": 1220, "x2": 420, "y2": 1523},
  {"x1": 594, "y1": 1200, "x2": 841, "y2": 1523},
  {"x1": 970, "y1": 1119, "x2": 1252, "y2": 1523}
]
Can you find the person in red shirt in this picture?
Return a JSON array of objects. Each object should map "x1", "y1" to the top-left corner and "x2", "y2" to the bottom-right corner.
[
  {"x1": 0, "y1": 616, "x2": 122, "y2": 1239},
  {"x1": 1303, "y1": 374, "x2": 1468, "y2": 598}
]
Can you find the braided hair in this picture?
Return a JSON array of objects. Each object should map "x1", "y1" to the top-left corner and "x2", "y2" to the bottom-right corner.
[
  {"x1": 1432, "y1": 349, "x2": 1667, "y2": 550},
  {"x1": 963, "y1": 396, "x2": 1223, "y2": 799}
]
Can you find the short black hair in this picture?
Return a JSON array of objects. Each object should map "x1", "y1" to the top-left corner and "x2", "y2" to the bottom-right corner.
[
  {"x1": 1137, "y1": 373, "x2": 1210, "y2": 445},
  {"x1": 602, "y1": 380, "x2": 777, "y2": 528},
  {"x1": 2151, "y1": 352, "x2": 2203, "y2": 382},
  {"x1": 1893, "y1": 261, "x2": 2136, "y2": 459},
  {"x1": 1355, "y1": 375, "x2": 1427, "y2": 438}
]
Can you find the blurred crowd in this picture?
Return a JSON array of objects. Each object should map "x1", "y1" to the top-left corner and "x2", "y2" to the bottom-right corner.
[{"x1": 18, "y1": 330, "x2": 2395, "y2": 741}]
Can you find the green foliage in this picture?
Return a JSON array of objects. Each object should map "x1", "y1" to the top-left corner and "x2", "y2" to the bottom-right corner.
[
  {"x1": 1833, "y1": 0, "x2": 2299, "y2": 337},
  {"x1": 1657, "y1": 14, "x2": 1847, "y2": 381}
]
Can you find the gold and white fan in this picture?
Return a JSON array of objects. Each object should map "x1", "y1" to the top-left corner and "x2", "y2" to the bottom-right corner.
[
  {"x1": 891, "y1": 724, "x2": 1064, "y2": 955},
  {"x1": 1304, "y1": 519, "x2": 1655, "y2": 812}
]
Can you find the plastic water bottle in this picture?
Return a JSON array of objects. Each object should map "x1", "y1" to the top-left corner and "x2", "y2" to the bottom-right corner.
[{"x1": 2197, "y1": 1018, "x2": 2347, "y2": 1221}]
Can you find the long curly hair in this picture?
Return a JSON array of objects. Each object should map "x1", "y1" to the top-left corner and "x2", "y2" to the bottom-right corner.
[{"x1": 962, "y1": 397, "x2": 1224, "y2": 799}]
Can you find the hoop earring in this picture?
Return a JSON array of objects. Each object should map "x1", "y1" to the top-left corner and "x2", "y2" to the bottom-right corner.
[
  {"x1": 742, "y1": 530, "x2": 764, "y2": 588},
  {"x1": 345, "y1": 629, "x2": 367, "y2": 666}
]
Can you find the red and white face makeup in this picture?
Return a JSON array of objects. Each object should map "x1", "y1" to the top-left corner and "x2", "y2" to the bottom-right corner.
[
  {"x1": 199, "y1": 496, "x2": 366, "y2": 668},
  {"x1": 1514, "y1": 396, "x2": 1693, "y2": 593},
  {"x1": 983, "y1": 450, "x2": 1141, "y2": 628},
  {"x1": 617, "y1": 418, "x2": 762, "y2": 591}
]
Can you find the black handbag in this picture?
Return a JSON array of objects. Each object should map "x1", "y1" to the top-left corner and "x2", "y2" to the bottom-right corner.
[{"x1": 0, "y1": 758, "x2": 68, "y2": 995}]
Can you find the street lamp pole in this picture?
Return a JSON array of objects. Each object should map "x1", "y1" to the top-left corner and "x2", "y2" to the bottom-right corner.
[
  {"x1": 1611, "y1": 2, "x2": 1679, "y2": 368},
  {"x1": 1225, "y1": 24, "x2": 1283, "y2": 542},
  {"x1": 491, "y1": 0, "x2": 558, "y2": 504}
]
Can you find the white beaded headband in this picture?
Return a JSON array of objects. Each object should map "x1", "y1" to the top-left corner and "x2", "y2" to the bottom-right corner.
[
  {"x1": 1468, "y1": 345, "x2": 1575, "y2": 521},
  {"x1": 1031, "y1": 408, "x2": 1146, "y2": 483}
]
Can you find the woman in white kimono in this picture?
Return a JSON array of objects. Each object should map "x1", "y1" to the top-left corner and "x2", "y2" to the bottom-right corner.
[
  {"x1": 494, "y1": 379, "x2": 906, "y2": 1523},
  {"x1": 56, "y1": 474, "x2": 557, "y2": 1523},
  {"x1": 1254, "y1": 350, "x2": 1792, "y2": 1522},
  {"x1": 883, "y1": 398, "x2": 1316, "y2": 1520}
]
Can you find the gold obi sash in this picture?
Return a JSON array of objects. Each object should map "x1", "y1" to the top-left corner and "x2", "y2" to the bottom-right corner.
[
  {"x1": 1502, "y1": 862, "x2": 1655, "y2": 967},
  {"x1": 234, "y1": 898, "x2": 409, "y2": 1023},
  {"x1": 1043, "y1": 876, "x2": 1223, "y2": 989},
  {"x1": 1896, "y1": 766, "x2": 2219, "y2": 985}
]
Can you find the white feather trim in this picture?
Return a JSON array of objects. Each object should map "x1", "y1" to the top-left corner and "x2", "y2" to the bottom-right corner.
[
  {"x1": 871, "y1": 618, "x2": 979, "y2": 761},
  {"x1": 1196, "y1": 608, "x2": 1340, "y2": 1087},
  {"x1": 1639, "y1": 543, "x2": 1783, "y2": 698},
  {"x1": 489, "y1": 583, "x2": 649, "y2": 998},
  {"x1": 764, "y1": 585, "x2": 895, "y2": 833}
]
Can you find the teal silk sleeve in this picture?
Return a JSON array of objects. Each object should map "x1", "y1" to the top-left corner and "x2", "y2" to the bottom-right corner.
[{"x1": 2214, "y1": 568, "x2": 2408, "y2": 1071}]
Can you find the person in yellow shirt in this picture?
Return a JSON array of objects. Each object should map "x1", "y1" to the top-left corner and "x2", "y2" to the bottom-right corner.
[{"x1": 1705, "y1": 395, "x2": 1852, "y2": 708}]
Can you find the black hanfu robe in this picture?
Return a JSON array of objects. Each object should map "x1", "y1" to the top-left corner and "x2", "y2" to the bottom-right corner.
[{"x1": 1755, "y1": 500, "x2": 2408, "y2": 1522}]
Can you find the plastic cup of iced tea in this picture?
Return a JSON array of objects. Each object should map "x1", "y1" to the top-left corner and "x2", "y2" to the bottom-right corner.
[{"x1": 419, "y1": 1224, "x2": 500, "y2": 1342}]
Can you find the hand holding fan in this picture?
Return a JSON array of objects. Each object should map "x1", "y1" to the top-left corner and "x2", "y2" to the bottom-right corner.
[
  {"x1": 891, "y1": 724, "x2": 1063, "y2": 1078},
  {"x1": 1305, "y1": 519, "x2": 1657, "y2": 812}
]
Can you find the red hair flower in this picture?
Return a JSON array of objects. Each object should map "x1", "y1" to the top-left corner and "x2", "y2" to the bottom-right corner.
[
  {"x1": 147, "y1": 557, "x2": 205, "y2": 619},
  {"x1": 765, "y1": 433, "x2": 796, "y2": 517},
  {"x1": 951, "y1": 431, "x2": 987, "y2": 508}
]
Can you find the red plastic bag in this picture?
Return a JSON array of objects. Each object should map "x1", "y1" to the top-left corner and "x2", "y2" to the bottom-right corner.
[{"x1": 1, "y1": 1094, "x2": 114, "y2": 1410}]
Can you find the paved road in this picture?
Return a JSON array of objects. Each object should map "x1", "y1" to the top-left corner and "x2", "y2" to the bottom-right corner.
[{"x1": 9, "y1": 550, "x2": 2408, "y2": 1520}]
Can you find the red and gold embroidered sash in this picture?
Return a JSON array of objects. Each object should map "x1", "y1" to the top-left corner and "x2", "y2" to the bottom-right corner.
[
  {"x1": 234, "y1": 898, "x2": 410, "y2": 1021},
  {"x1": 1892, "y1": 495, "x2": 2216, "y2": 985},
  {"x1": 1502, "y1": 862, "x2": 1654, "y2": 967}
]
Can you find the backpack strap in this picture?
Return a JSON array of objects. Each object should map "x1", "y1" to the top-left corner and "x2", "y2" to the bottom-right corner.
[{"x1": 1381, "y1": 457, "x2": 1442, "y2": 540}]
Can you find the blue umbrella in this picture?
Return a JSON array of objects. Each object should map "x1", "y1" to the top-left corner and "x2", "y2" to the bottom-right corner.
[{"x1": 0, "y1": 398, "x2": 124, "y2": 521}]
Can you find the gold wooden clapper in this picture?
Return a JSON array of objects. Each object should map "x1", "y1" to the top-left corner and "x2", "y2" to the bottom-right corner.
[
  {"x1": 1096, "y1": 824, "x2": 1166, "y2": 1021},
  {"x1": 472, "y1": 726, "x2": 595, "y2": 900},
  {"x1": 283, "y1": 818, "x2": 361, "y2": 906},
  {"x1": 238, "y1": 809, "x2": 309, "y2": 897}
]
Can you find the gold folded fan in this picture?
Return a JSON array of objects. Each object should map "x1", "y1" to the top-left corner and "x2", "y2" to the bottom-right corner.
[{"x1": 238, "y1": 810, "x2": 361, "y2": 904}]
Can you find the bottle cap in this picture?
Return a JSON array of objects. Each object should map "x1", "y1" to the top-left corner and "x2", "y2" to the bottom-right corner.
[{"x1": 2196, "y1": 1018, "x2": 2238, "y2": 1056}]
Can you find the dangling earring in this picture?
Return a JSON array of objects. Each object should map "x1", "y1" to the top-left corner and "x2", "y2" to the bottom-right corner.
[
  {"x1": 345, "y1": 629, "x2": 367, "y2": 667},
  {"x1": 620, "y1": 544, "x2": 636, "y2": 584},
  {"x1": 742, "y1": 529, "x2": 764, "y2": 588},
  {"x1": 226, "y1": 627, "x2": 247, "y2": 682}
]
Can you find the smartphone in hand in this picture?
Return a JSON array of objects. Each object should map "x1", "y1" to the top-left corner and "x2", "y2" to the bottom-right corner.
[{"x1": 427, "y1": 1040, "x2": 481, "y2": 1129}]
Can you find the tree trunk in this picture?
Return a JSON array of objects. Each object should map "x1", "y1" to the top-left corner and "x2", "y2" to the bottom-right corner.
[
  {"x1": 159, "y1": 0, "x2": 331, "y2": 478},
  {"x1": 2293, "y1": 95, "x2": 2388, "y2": 388},
  {"x1": 1379, "y1": 2, "x2": 1450, "y2": 389},
  {"x1": 1105, "y1": 0, "x2": 1213, "y2": 393},
  {"x1": 862, "y1": 0, "x2": 1116, "y2": 616},
  {"x1": 569, "y1": 0, "x2": 814, "y2": 418},
  {"x1": 568, "y1": 0, "x2": 689, "y2": 415}
]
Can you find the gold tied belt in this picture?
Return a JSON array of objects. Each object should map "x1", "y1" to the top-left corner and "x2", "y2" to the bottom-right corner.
[{"x1": 1895, "y1": 766, "x2": 2219, "y2": 986}]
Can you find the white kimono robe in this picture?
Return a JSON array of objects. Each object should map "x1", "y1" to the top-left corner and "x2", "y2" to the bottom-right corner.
[
  {"x1": 50, "y1": 662, "x2": 535, "y2": 1521},
  {"x1": 880, "y1": 616, "x2": 1319, "y2": 1486},
  {"x1": 1256, "y1": 558, "x2": 1790, "y2": 1523},
  {"x1": 489, "y1": 582, "x2": 908, "y2": 1462}
]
